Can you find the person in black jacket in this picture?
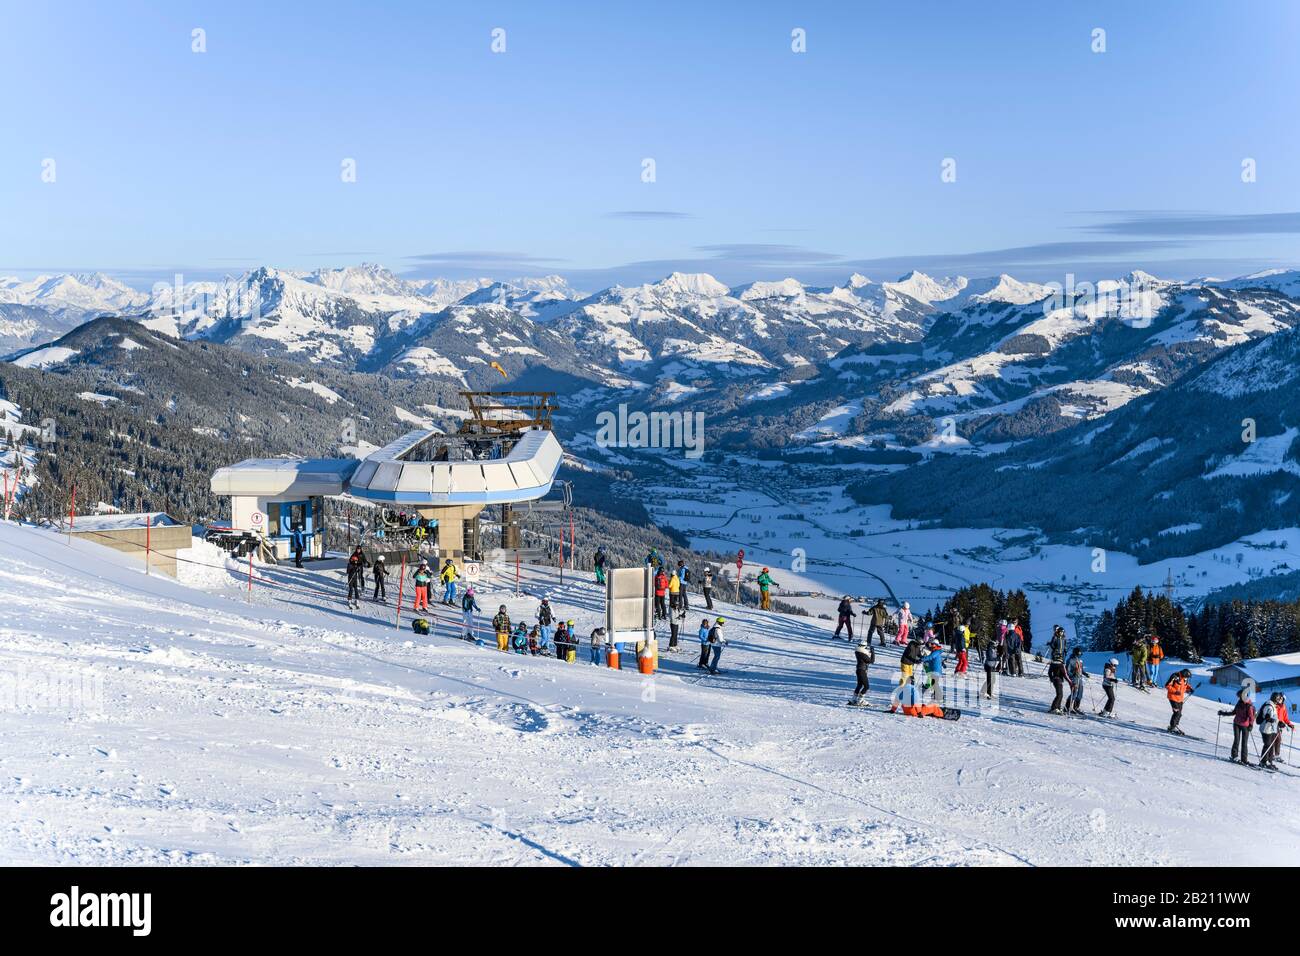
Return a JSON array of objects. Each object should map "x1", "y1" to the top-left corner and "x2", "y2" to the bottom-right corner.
[
  {"x1": 833, "y1": 597, "x2": 855, "y2": 640},
  {"x1": 982, "y1": 638, "x2": 1000, "y2": 699},
  {"x1": 850, "y1": 638, "x2": 874, "y2": 706},
  {"x1": 371, "y1": 554, "x2": 387, "y2": 603},
  {"x1": 1048, "y1": 658, "x2": 1071, "y2": 714},
  {"x1": 345, "y1": 546, "x2": 369, "y2": 608}
]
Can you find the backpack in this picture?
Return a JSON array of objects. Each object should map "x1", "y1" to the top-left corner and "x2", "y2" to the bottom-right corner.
[{"x1": 411, "y1": 618, "x2": 430, "y2": 635}]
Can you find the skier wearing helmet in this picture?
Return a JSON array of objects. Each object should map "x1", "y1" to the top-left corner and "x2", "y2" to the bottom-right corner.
[
  {"x1": 492, "y1": 604, "x2": 511, "y2": 652},
  {"x1": 895, "y1": 601, "x2": 912, "y2": 646},
  {"x1": 1100, "y1": 657, "x2": 1119, "y2": 718},
  {"x1": 756, "y1": 568, "x2": 776, "y2": 610},
  {"x1": 849, "y1": 637, "x2": 874, "y2": 707},
  {"x1": 461, "y1": 586, "x2": 481, "y2": 640}
]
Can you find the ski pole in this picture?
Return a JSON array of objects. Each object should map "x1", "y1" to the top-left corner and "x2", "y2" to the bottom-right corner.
[{"x1": 1214, "y1": 715, "x2": 1221, "y2": 760}]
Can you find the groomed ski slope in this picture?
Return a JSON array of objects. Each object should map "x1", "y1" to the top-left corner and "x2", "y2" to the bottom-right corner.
[{"x1": 0, "y1": 521, "x2": 1295, "y2": 866}]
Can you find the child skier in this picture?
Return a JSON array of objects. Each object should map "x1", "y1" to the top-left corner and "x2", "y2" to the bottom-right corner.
[
  {"x1": 697, "y1": 617, "x2": 712, "y2": 670},
  {"x1": 1258, "y1": 693, "x2": 1281, "y2": 769},
  {"x1": 849, "y1": 637, "x2": 874, "y2": 706},
  {"x1": 1164, "y1": 669, "x2": 1193, "y2": 735},
  {"x1": 412, "y1": 559, "x2": 433, "y2": 612},
  {"x1": 511, "y1": 622, "x2": 529, "y2": 655},
  {"x1": 1100, "y1": 657, "x2": 1119, "y2": 718},
  {"x1": 589, "y1": 627, "x2": 607, "y2": 665},
  {"x1": 461, "y1": 586, "x2": 481, "y2": 640},
  {"x1": 493, "y1": 605, "x2": 511, "y2": 652},
  {"x1": 894, "y1": 602, "x2": 912, "y2": 645},
  {"x1": 371, "y1": 554, "x2": 387, "y2": 603},
  {"x1": 346, "y1": 546, "x2": 368, "y2": 609}
]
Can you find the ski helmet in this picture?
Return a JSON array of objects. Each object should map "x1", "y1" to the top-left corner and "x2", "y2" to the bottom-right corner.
[
  {"x1": 716, "y1": 617, "x2": 726, "y2": 624},
  {"x1": 1108, "y1": 658, "x2": 1118, "y2": 667}
]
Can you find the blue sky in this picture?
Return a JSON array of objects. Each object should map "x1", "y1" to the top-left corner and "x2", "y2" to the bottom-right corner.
[{"x1": 3, "y1": 0, "x2": 1300, "y2": 289}]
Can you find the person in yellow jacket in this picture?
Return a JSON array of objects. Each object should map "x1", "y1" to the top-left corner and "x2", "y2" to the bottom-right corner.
[
  {"x1": 440, "y1": 559, "x2": 459, "y2": 605},
  {"x1": 668, "y1": 570, "x2": 682, "y2": 612}
]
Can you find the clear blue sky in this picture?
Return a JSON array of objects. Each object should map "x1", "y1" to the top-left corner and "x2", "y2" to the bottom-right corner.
[{"x1": 3, "y1": 0, "x2": 1299, "y2": 288}]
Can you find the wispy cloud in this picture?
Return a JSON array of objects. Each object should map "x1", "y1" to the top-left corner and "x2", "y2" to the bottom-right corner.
[
  {"x1": 1081, "y1": 210, "x2": 1300, "y2": 237},
  {"x1": 603, "y1": 210, "x2": 693, "y2": 221}
]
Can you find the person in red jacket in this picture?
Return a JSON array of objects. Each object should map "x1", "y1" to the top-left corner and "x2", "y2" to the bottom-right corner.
[
  {"x1": 653, "y1": 568, "x2": 669, "y2": 620},
  {"x1": 1266, "y1": 695, "x2": 1294, "y2": 765},
  {"x1": 1219, "y1": 691, "x2": 1256, "y2": 765}
]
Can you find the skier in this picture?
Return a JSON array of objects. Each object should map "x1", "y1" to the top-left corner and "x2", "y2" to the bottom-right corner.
[
  {"x1": 527, "y1": 625, "x2": 542, "y2": 656},
  {"x1": 668, "y1": 568, "x2": 682, "y2": 613},
  {"x1": 593, "y1": 546, "x2": 607, "y2": 586},
  {"x1": 493, "y1": 604, "x2": 511, "y2": 652},
  {"x1": 1219, "y1": 690, "x2": 1256, "y2": 765},
  {"x1": 290, "y1": 525, "x2": 307, "y2": 568},
  {"x1": 536, "y1": 598, "x2": 556, "y2": 651},
  {"x1": 895, "y1": 601, "x2": 912, "y2": 646},
  {"x1": 953, "y1": 622, "x2": 970, "y2": 674},
  {"x1": 371, "y1": 554, "x2": 387, "y2": 603},
  {"x1": 1100, "y1": 657, "x2": 1119, "y2": 717},
  {"x1": 1005, "y1": 620, "x2": 1024, "y2": 677},
  {"x1": 1269, "y1": 695, "x2": 1294, "y2": 765},
  {"x1": 867, "y1": 598, "x2": 889, "y2": 646},
  {"x1": 1130, "y1": 639, "x2": 1149, "y2": 689},
  {"x1": 589, "y1": 627, "x2": 607, "y2": 665},
  {"x1": 653, "y1": 567, "x2": 669, "y2": 620},
  {"x1": 1258, "y1": 693, "x2": 1281, "y2": 769},
  {"x1": 668, "y1": 601, "x2": 684, "y2": 651},
  {"x1": 1049, "y1": 624, "x2": 1067, "y2": 668},
  {"x1": 511, "y1": 622, "x2": 529, "y2": 655},
  {"x1": 702, "y1": 566, "x2": 715, "y2": 610},
  {"x1": 440, "y1": 559, "x2": 458, "y2": 605},
  {"x1": 706, "y1": 617, "x2": 727, "y2": 674},
  {"x1": 346, "y1": 546, "x2": 368, "y2": 609},
  {"x1": 849, "y1": 637, "x2": 874, "y2": 706},
  {"x1": 833, "y1": 596, "x2": 855, "y2": 640},
  {"x1": 900, "y1": 633, "x2": 925, "y2": 685},
  {"x1": 697, "y1": 617, "x2": 712, "y2": 670},
  {"x1": 756, "y1": 568, "x2": 776, "y2": 611},
  {"x1": 461, "y1": 586, "x2": 481, "y2": 640},
  {"x1": 982, "y1": 633, "x2": 1000, "y2": 699},
  {"x1": 412, "y1": 559, "x2": 433, "y2": 613},
  {"x1": 1148, "y1": 635, "x2": 1164, "y2": 687},
  {"x1": 1065, "y1": 647, "x2": 1087, "y2": 714},
  {"x1": 920, "y1": 638, "x2": 945, "y2": 700},
  {"x1": 1164, "y1": 668, "x2": 1193, "y2": 735},
  {"x1": 1047, "y1": 630, "x2": 1070, "y2": 715},
  {"x1": 555, "y1": 620, "x2": 575, "y2": 662}
]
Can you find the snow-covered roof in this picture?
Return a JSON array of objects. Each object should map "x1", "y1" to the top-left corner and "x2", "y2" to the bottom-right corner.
[
  {"x1": 70, "y1": 512, "x2": 180, "y2": 531},
  {"x1": 347, "y1": 428, "x2": 562, "y2": 505},
  {"x1": 210, "y1": 458, "x2": 359, "y2": 497},
  {"x1": 1213, "y1": 653, "x2": 1300, "y2": 684}
]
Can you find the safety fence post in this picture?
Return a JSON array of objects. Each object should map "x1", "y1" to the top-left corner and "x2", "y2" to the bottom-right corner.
[
  {"x1": 145, "y1": 514, "x2": 151, "y2": 575},
  {"x1": 395, "y1": 553, "x2": 407, "y2": 630}
]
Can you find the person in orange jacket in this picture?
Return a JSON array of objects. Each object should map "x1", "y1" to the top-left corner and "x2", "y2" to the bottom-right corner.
[
  {"x1": 1266, "y1": 695, "x2": 1294, "y2": 765},
  {"x1": 1147, "y1": 635, "x2": 1165, "y2": 686},
  {"x1": 1164, "y1": 668, "x2": 1193, "y2": 735}
]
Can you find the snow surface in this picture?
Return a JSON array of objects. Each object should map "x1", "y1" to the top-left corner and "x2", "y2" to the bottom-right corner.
[{"x1": 0, "y1": 520, "x2": 1296, "y2": 866}]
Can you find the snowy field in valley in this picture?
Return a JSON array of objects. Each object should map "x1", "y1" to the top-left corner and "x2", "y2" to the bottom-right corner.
[
  {"x1": 0, "y1": 520, "x2": 1296, "y2": 866},
  {"x1": 638, "y1": 464, "x2": 1300, "y2": 639}
]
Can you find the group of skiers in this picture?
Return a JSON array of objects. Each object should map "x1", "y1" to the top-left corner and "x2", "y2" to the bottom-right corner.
[
  {"x1": 342, "y1": 547, "x2": 461, "y2": 612},
  {"x1": 489, "y1": 597, "x2": 584, "y2": 659},
  {"x1": 1219, "y1": 687, "x2": 1294, "y2": 770},
  {"x1": 644, "y1": 554, "x2": 721, "y2": 616}
]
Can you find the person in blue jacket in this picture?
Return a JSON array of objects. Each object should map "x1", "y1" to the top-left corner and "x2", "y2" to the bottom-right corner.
[
  {"x1": 289, "y1": 525, "x2": 307, "y2": 568},
  {"x1": 461, "y1": 586, "x2": 481, "y2": 640},
  {"x1": 920, "y1": 639, "x2": 945, "y2": 699},
  {"x1": 696, "y1": 617, "x2": 712, "y2": 670},
  {"x1": 510, "y1": 622, "x2": 529, "y2": 654}
]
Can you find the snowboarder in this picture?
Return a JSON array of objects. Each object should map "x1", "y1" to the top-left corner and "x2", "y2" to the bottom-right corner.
[
  {"x1": 653, "y1": 567, "x2": 669, "y2": 620},
  {"x1": 593, "y1": 546, "x2": 607, "y2": 586},
  {"x1": 702, "y1": 566, "x2": 715, "y2": 610},
  {"x1": 290, "y1": 525, "x2": 307, "y2": 568},
  {"x1": 867, "y1": 599, "x2": 889, "y2": 646},
  {"x1": 706, "y1": 617, "x2": 727, "y2": 674},
  {"x1": 1164, "y1": 668, "x2": 1193, "y2": 735},
  {"x1": 440, "y1": 559, "x2": 459, "y2": 605},
  {"x1": 412, "y1": 559, "x2": 433, "y2": 612},
  {"x1": 346, "y1": 546, "x2": 368, "y2": 609},
  {"x1": 833, "y1": 596, "x2": 855, "y2": 640},
  {"x1": 850, "y1": 638, "x2": 874, "y2": 706},
  {"x1": 756, "y1": 567, "x2": 776, "y2": 611},
  {"x1": 696, "y1": 617, "x2": 712, "y2": 670},
  {"x1": 461, "y1": 586, "x2": 481, "y2": 639},
  {"x1": 1065, "y1": 647, "x2": 1087, "y2": 714},
  {"x1": 589, "y1": 627, "x2": 607, "y2": 665},
  {"x1": 1219, "y1": 691, "x2": 1256, "y2": 765},
  {"x1": 371, "y1": 554, "x2": 387, "y2": 602},
  {"x1": 536, "y1": 598, "x2": 556, "y2": 651},
  {"x1": 1100, "y1": 658, "x2": 1119, "y2": 717},
  {"x1": 493, "y1": 605, "x2": 511, "y2": 652}
]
